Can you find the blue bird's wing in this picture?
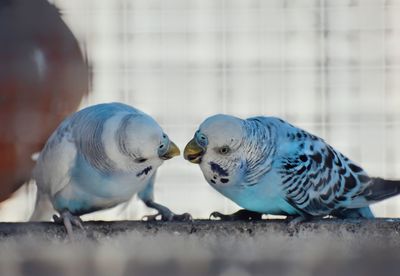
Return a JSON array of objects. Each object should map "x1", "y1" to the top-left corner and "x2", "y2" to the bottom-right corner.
[{"x1": 276, "y1": 127, "x2": 372, "y2": 217}]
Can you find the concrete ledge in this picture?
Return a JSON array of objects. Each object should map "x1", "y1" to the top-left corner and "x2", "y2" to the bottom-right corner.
[
  {"x1": 1, "y1": 219, "x2": 400, "y2": 276},
  {"x1": 1, "y1": 218, "x2": 400, "y2": 239}
]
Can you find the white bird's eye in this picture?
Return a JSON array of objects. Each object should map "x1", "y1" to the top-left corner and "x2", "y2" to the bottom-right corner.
[
  {"x1": 135, "y1": 158, "x2": 147, "y2": 163},
  {"x1": 219, "y1": 146, "x2": 230, "y2": 155}
]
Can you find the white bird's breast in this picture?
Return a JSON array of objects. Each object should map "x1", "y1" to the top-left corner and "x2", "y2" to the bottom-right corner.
[
  {"x1": 69, "y1": 154, "x2": 151, "y2": 202},
  {"x1": 52, "y1": 156, "x2": 154, "y2": 215}
]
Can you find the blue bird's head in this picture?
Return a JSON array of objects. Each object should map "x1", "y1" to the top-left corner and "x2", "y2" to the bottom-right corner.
[{"x1": 184, "y1": 114, "x2": 246, "y2": 187}]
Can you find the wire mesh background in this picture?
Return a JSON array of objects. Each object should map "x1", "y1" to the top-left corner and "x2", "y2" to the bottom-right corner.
[{"x1": 1, "y1": 0, "x2": 400, "y2": 221}]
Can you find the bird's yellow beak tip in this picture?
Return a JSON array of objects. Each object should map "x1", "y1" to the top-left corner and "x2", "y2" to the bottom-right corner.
[
  {"x1": 161, "y1": 141, "x2": 180, "y2": 160},
  {"x1": 184, "y1": 138, "x2": 205, "y2": 164}
]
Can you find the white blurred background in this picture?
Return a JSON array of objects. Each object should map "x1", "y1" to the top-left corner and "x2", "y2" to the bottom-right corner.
[{"x1": 1, "y1": 0, "x2": 400, "y2": 221}]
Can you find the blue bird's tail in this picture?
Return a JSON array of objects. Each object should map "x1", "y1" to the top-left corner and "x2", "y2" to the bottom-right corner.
[
  {"x1": 336, "y1": 178, "x2": 400, "y2": 219},
  {"x1": 334, "y1": 207, "x2": 375, "y2": 219},
  {"x1": 365, "y1": 177, "x2": 400, "y2": 202}
]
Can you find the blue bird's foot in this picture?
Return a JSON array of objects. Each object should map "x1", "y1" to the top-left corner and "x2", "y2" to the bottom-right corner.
[
  {"x1": 287, "y1": 216, "x2": 309, "y2": 227},
  {"x1": 209, "y1": 209, "x2": 263, "y2": 221},
  {"x1": 53, "y1": 211, "x2": 84, "y2": 240},
  {"x1": 284, "y1": 215, "x2": 300, "y2": 223},
  {"x1": 286, "y1": 215, "x2": 319, "y2": 228}
]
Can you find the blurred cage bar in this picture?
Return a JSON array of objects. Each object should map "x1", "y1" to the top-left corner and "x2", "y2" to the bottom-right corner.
[{"x1": 1, "y1": 0, "x2": 400, "y2": 220}]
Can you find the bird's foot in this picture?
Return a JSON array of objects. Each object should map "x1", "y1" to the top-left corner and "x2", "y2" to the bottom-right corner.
[
  {"x1": 210, "y1": 209, "x2": 263, "y2": 221},
  {"x1": 141, "y1": 200, "x2": 192, "y2": 222},
  {"x1": 168, "y1": 212, "x2": 192, "y2": 222},
  {"x1": 53, "y1": 211, "x2": 84, "y2": 240},
  {"x1": 142, "y1": 211, "x2": 192, "y2": 222},
  {"x1": 284, "y1": 215, "x2": 296, "y2": 222},
  {"x1": 286, "y1": 215, "x2": 314, "y2": 227}
]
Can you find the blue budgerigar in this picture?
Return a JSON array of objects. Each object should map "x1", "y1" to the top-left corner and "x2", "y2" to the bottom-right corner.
[
  {"x1": 31, "y1": 103, "x2": 190, "y2": 237},
  {"x1": 184, "y1": 114, "x2": 400, "y2": 223}
]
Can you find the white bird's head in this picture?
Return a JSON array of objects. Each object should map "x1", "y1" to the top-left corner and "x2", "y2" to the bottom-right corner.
[{"x1": 103, "y1": 112, "x2": 180, "y2": 177}]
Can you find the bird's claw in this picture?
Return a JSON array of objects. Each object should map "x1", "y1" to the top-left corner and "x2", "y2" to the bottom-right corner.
[
  {"x1": 287, "y1": 215, "x2": 311, "y2": 228},
  {"x1": 210, "y1": 210, "x2": 263, "y2": 221},
  {"x1": 71, "y1": 216, "x2": 84, "y2": 230},
  {"x1": 53, "y1": 213, "x2": 84, "y2": 230},
  {"x1": 142, "y1": 213, "x2": 162, "y2": 222},
  {"x1": 53, "y1": 214, "x2": 62, "y2": 224},
  {"x1": 171, "y1": 212, "x2": 192, "y2": 222},
  {"x1": 210, "y1": 211, "x2": 229, "y2": 221},
  {"x1": 53, "y1": 211, "x2": 85, "y2": 240},
  {"x1": 142, "y1": 212, "x2": 192, "y2": 222}
]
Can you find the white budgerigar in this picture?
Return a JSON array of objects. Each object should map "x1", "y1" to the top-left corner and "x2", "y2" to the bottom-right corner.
[
  {"x1": 31, "y1": 103, "x2": 190, "y2": 237},
  {"x1": 184, "y1": 114, "x2": 400, "y2": 223}
]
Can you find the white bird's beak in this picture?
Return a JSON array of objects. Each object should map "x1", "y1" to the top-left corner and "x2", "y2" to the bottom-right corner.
[{"x1": 160, "y1": 141, "x2": 180, "y2": 160}]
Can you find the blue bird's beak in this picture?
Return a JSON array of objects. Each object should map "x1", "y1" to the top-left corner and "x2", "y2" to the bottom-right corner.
[
  {"x1": 184, "y1": 138, "x2": 205, "y2": 164},
  {"x1": 160, "y1": 141, "x2": 180, "y2": 160}
]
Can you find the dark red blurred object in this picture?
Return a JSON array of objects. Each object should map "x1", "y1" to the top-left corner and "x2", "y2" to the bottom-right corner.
[{"x1": 0, "y1": 0, "x2": 89, "y2": 201}]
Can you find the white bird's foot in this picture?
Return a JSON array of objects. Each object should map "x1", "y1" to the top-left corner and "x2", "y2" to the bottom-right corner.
[
  {"x1": 168, "y1": 212, "x2": 192, "y2": 222},
  {"x1": 142, "y1": 211, "x2": 192, "y2": 222},
  {"x1": 53, "y1": 211, "x2": 84, "y2": 240},
  {"x1": 210, "y1": 209, "x2": 263, "y2": 221},
  {"x1": 142, "y1": 200, "x2": 192, "y2": 222}
]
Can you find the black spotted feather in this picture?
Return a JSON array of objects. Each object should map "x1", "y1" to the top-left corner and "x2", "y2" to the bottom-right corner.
[{"x1": 277, "y1": 127, "x2": 382, "y2": 217}]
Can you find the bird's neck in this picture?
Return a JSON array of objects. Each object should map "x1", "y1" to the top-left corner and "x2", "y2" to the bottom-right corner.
[{"x1": 240, "y1": 119, "x2": 277, "y2": 185}]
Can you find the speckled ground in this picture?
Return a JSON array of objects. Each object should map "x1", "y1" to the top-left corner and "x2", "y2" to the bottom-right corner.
[{"x1": 0, "y1": 219, "x2": 399, "y2": 276}]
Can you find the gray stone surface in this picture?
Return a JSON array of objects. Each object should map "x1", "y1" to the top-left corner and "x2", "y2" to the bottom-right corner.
[
  {"x1": 1, "y1": 219, "x2": 400, "y2": 276},
  {"x1": 1, "y1": 218, "x2": 400, "y2": 239}
]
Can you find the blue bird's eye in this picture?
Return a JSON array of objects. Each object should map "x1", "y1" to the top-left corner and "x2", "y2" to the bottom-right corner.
[{"x1": 219, "y1": 146, "x2": 230, "y2": 155}]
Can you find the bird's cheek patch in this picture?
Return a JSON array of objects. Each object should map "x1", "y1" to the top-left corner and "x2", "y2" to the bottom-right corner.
[
  {"x1": 136, "y1": 166, "x2": 152, "y2": 177},
  {"x1": 210, "y1": 174, "x2": 229, "y2": 185},
  {"x1": 209, "y1": 162, "x2": 229, "y2": 177}
]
